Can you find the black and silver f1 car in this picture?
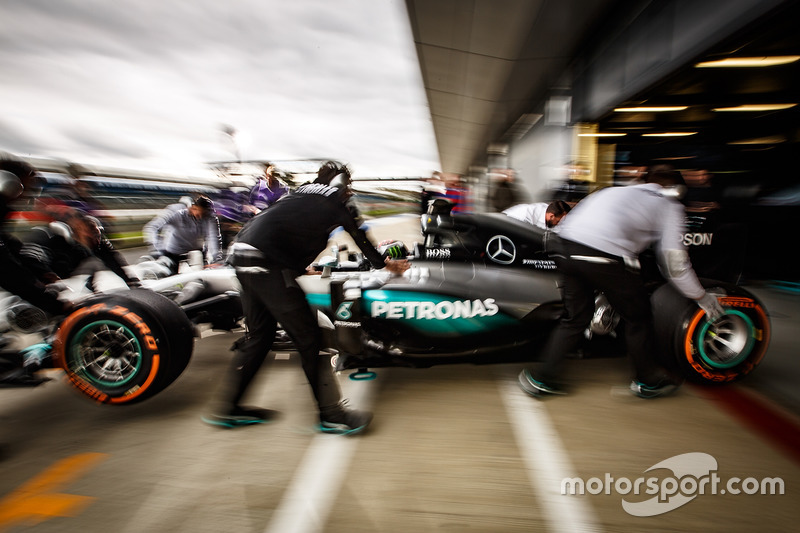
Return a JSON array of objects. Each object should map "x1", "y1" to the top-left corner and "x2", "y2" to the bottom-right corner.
[{"x1": 0, "y1": 202, "x2": 770, "y2": 405}]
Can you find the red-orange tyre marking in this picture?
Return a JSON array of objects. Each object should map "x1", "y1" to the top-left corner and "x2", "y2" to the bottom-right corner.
[
  {"x1": 108, "y1": 355, "x2": 160, "y2": 404},
  {"x1": 52, "y1": 303, "x2": 161, "y2": 405},
  {"x1": 682, "y1": 300, "x2": 770, "y2": 383}
]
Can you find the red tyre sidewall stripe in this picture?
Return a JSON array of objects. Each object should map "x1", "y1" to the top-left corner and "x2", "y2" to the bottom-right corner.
[
  {"x1": 53, "y1": 303, "x2": 161, "y2": 404},
  {"x1": 682, "y1": 301, "x2": 770, "y2": 383},
  {"x1": 108, "y1": 354, "x2": 160, "y2": 404}
]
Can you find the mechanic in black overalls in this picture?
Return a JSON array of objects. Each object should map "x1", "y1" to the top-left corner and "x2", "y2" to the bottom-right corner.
[
  {"x1": 0, "y1": 162, "x2": 69, "y2": 317},
  {"x1": 518, "y1": 165, "x2": 724, "y2": 399},
  {"x1": 204, "y1": 161, "x2": 408, "y2": 433},
  {"x1": 20, "y1": 210, "x2": 139, "y2": 289},
  {"x1": 0, "y1": 162, "x2": 72, "y2": 386}
]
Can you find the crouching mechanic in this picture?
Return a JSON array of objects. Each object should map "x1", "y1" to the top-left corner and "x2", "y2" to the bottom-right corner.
[
  {"x1": 204, "y1": 161, "x2": 409, "y2": 434},
  {"x1": 518, "y1": 165, "x2": 724, "y2": 399}
]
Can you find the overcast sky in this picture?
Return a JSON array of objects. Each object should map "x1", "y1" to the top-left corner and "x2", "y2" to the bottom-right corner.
[{"x1": 0, "y1": 0, "x2": 441, "y2": 180}]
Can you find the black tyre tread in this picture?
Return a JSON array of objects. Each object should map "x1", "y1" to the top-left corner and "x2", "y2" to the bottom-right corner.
[
  {"x1": 114, "y1": 289, "x2": 195, "y2": 383},
  {"x1": 651, "y1": 283, "x2": 692, "y2": 373}
]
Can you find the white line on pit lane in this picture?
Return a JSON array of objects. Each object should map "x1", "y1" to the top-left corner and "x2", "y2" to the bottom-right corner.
[
  {"x1": 499, "y1": 379, "x2": 602, "y2": 533},
  {"x1": 263, "y1": 374, "x2": 378, "y2": 533}
]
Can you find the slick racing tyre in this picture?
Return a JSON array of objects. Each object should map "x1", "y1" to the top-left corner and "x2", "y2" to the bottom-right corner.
[
  {"x1": 52, "y1": 289, "x2": 195, "y2": 404},
  {"x1": 652, "y1": 282, "x2": 770, "y2": 384},
  {"x1": 116, "y1": 289, "x2": 195, "y2": 385}
]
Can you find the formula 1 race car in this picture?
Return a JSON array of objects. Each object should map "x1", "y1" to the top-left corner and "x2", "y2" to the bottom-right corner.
[
  {"x1": 396, "y1": 199, "x2": 769, "y2": 382},
  {"x1": 309, "y1": 249, "x2": 770, "y2": 386},
  {"x1": 0, "y1": 205, "x2": 770, "y2": 406}
]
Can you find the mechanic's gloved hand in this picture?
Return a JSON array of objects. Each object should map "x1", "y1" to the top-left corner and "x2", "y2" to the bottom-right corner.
[
  {"x1": 379, "y1": 240, "x2": 408, "y2": 260},
  {"x1": 696, "y1": 292, "x2": 724, "y2": 322}
]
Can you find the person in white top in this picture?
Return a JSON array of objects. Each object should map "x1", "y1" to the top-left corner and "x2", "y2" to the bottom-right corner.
[
  {"x1": 503, "y1": 200, "x2": 571, "y2": 229},
  {"x1": 143, "y1": 195, "x2": 223, "y2": 274},
  {"x1": 518, "y1": 165, "x2": 724, "y2": 399}
]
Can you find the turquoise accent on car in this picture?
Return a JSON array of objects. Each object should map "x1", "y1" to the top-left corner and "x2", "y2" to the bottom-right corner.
[{"x1": 306, "y1": 293, "x2": 331, "y2": 310}]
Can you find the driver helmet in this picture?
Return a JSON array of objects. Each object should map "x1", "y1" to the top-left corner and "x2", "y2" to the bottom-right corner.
[{"x1": 427, "y1": 197, "x2": 454, "y2": 215}]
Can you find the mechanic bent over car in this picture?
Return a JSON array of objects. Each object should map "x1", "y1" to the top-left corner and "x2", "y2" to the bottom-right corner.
[
  {"x1": 503, "y1": 200, "x2": 571, "y2": 230},
  {"x1": 519, "y1": 164, "x2": 724, "y2": 399},
  {"x1": 204, "y1": 160, "x2": 408, "y2": 434},
  {"x1": 20, "y1": 209, "x2": 139, "y2": 289},
  {"x1": 0, "y1": 162, "x2": 72, "y2": 386},
  {"x1": 143, "y1": 195, "x2": 223, "y2": 275}
]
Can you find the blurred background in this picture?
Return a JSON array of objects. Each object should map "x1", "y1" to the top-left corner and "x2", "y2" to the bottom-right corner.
[
  {"x1": 2, "y1": 0, "x2": 798, "y2": 284},
  {"x1": 1, "y1": 2, "x2": 799, "y2": 532}
]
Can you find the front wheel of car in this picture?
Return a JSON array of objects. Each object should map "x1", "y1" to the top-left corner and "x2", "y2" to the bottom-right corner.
[
  {"x1": 652, "y1": 282, "x2": 770, "y2": 384},
  {"x1": 52, "y1": 290, "x2": 194, "y2": 404}
]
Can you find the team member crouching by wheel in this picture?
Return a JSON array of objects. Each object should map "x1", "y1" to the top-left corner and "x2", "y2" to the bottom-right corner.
[
  {"x1": 518, "y1": 165, "x2": 724, "y2": 399},
  {"x1": 204, "y1": 161, "x2": 409, "y2": 434}
]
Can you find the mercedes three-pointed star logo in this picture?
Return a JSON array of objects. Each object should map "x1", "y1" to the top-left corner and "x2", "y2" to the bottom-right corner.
[{"x1": 486, "y1": 235, "x2": 516, "y2": 265}]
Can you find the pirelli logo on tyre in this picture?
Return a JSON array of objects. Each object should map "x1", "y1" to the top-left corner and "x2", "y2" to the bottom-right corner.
[{"x1": 719, "y1": 297, "x2": 757, "y2": 309}]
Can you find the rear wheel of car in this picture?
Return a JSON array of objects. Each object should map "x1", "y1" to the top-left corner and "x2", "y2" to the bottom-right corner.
[
  {"x1": 652, "y1": 282, "x2": 770, "y2": 384},
  {"x1": 52, "y1": 290, "x2": 194, "y2": 404}
]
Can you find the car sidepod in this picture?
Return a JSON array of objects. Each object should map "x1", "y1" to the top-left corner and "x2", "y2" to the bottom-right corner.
[{"x1": 327, "y1": 263, "x2": 563, "y2": 369}]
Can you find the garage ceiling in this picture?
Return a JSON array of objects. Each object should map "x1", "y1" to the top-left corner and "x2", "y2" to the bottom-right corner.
[
  {"x1": 596, "y1": 1, "x2": 800, "y2": 178},
  {"x1": 406, "y1": 0, "x2": 799, "y2": 184},
  {"x1": 405, "y1": 0, "x2": 619, "y2": 175}
]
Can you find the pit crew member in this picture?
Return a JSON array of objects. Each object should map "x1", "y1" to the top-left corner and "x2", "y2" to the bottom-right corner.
[
  {"x1": 205, "y1": 161, "x2": 408, "y2": 433},
  {"x1": 518, "y1": 165, "x2": 724, "y2": 399}
]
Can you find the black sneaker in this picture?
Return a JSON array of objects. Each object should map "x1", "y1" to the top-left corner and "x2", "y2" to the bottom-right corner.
[
  {"x1": 517, "y1": 369, "x2": 566, "y2": 398},
  {"x1": 630, "y1": 379, "x2": 681, "y2": 399},
  {"x1": 318, "y1": 401, "x2": 373, "y2": 435},
  {"x1": 202, "y1": 406, "x2": 278, "y2": 428}
]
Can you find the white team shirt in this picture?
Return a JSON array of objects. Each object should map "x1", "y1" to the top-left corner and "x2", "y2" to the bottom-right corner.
[
  {"x1": 503, "y1": 202, "x2": 548, "y2": 229},
  {"x1": 555, "y1": 183, "x2": 704, "y2": 299}
]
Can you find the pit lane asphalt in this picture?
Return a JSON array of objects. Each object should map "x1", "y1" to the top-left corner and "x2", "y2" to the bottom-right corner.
[{"x1": 1, "y1": 215, "x2": 798, "y2": 532}]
